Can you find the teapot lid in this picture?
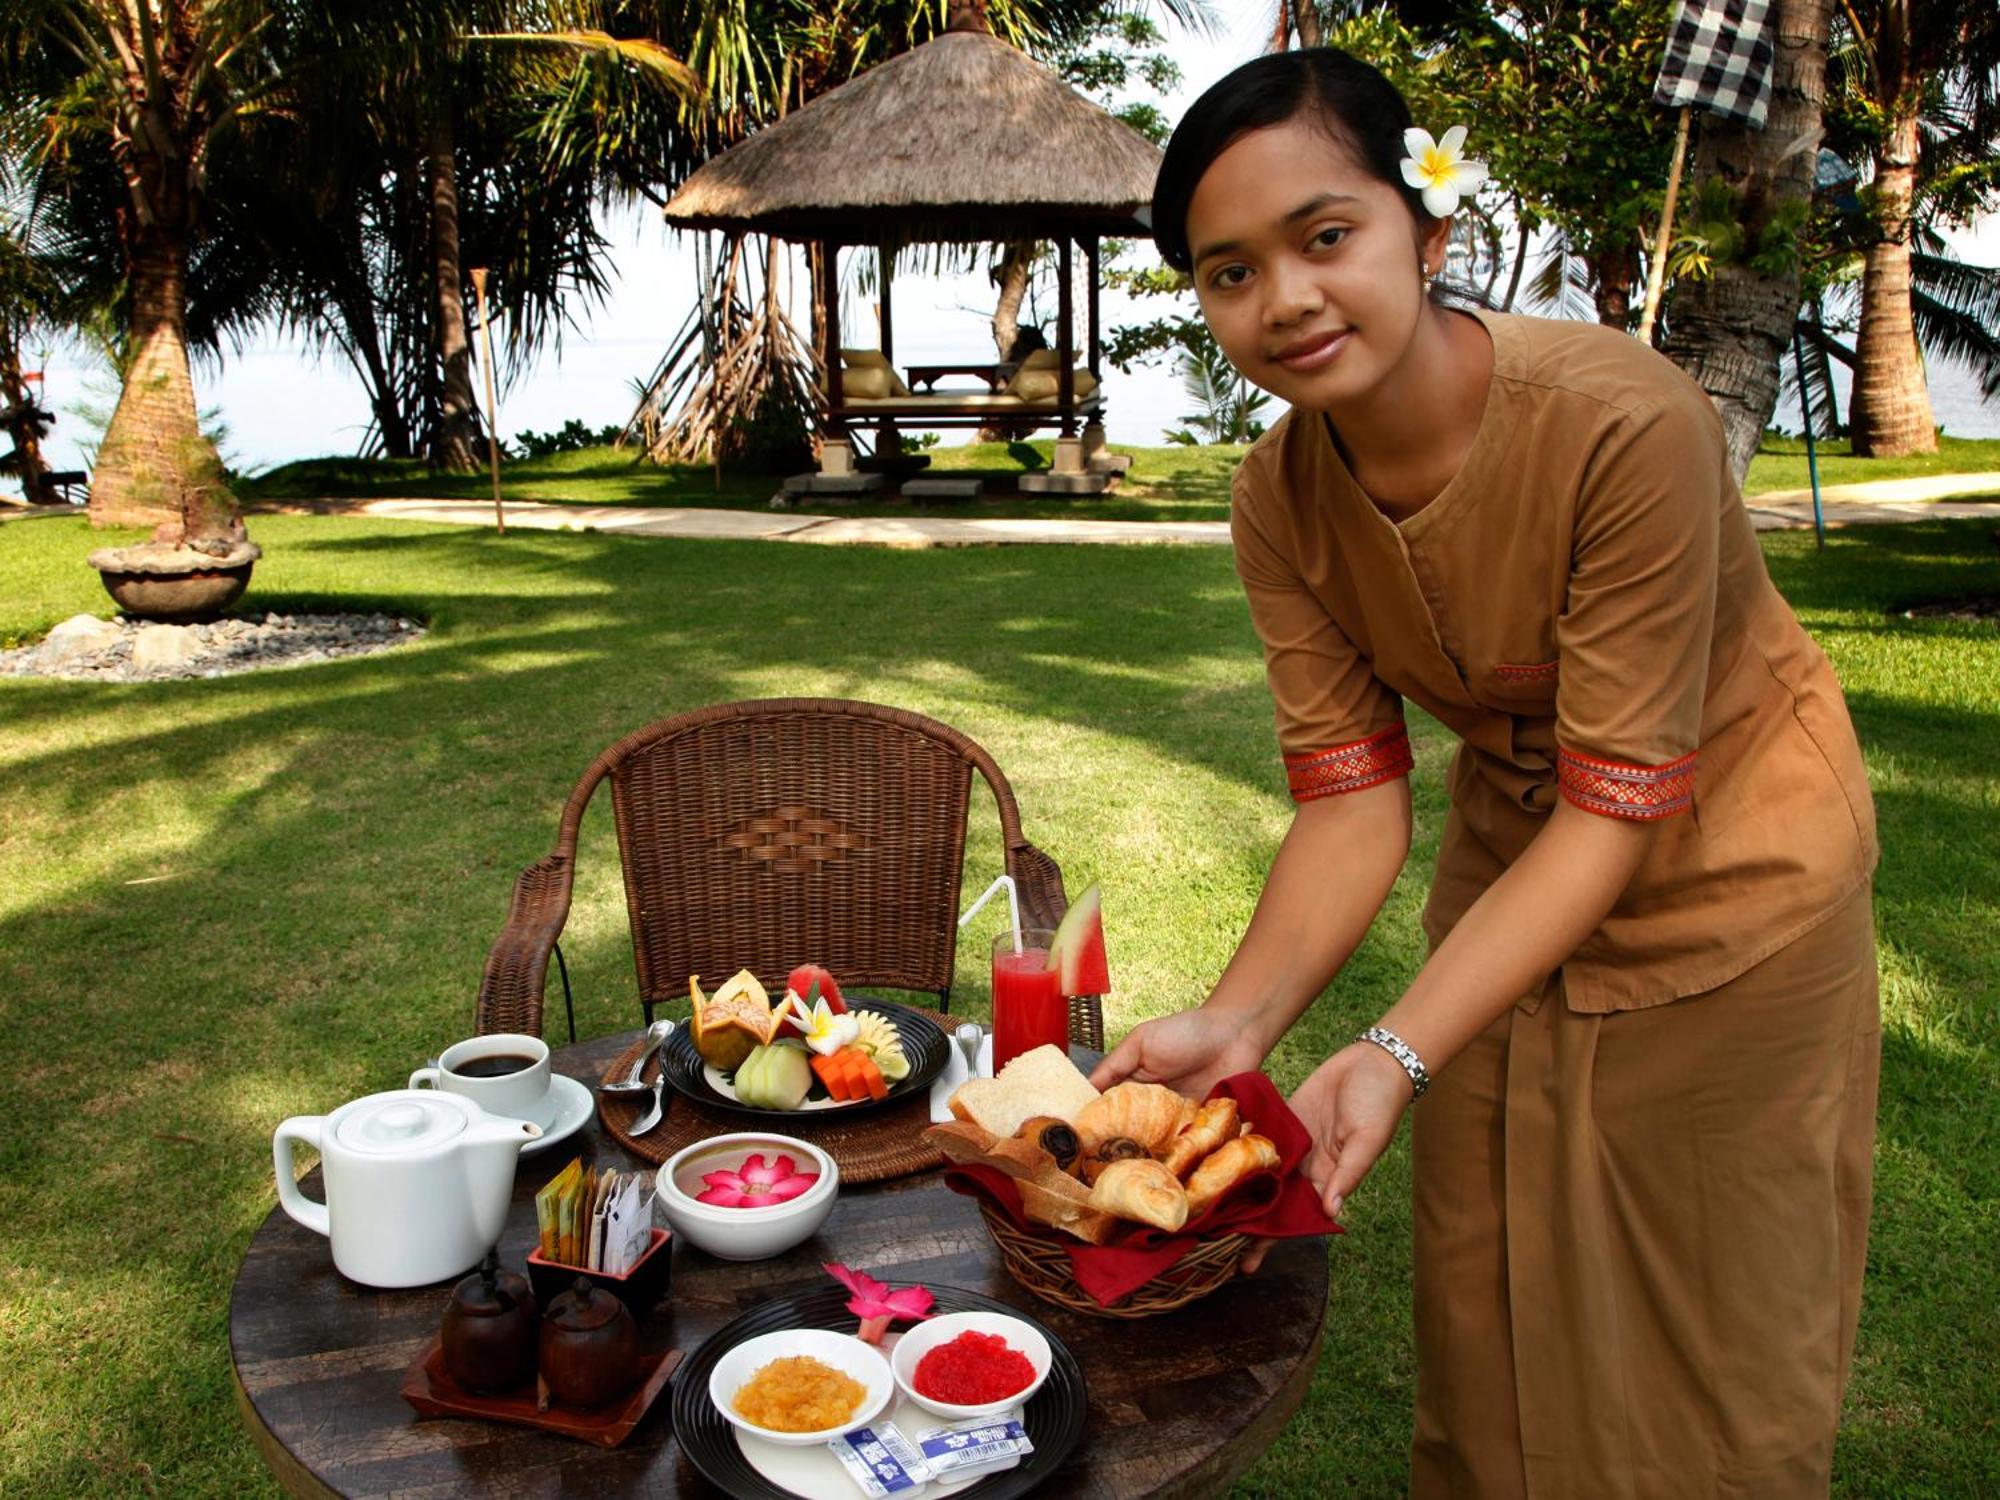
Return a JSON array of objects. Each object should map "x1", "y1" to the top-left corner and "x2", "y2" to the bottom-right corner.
[{"x1": 334, "y1": 1090, "x2": 470, "y2": 1155}]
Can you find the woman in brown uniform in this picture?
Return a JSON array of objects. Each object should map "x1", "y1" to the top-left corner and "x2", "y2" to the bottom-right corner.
[{"x1": 1092, "y1": 51, "x2": 1880, "y2": 1498}]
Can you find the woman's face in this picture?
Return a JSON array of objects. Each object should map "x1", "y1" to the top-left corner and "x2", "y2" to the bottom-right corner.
[{"x1": 1186, "y1": 116, "x2": 1444, "y2": 412}]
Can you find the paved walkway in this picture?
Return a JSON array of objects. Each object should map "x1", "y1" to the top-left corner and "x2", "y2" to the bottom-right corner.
[{"x1": 15, "y1": 470, "x2": 2000, "y2": 546}]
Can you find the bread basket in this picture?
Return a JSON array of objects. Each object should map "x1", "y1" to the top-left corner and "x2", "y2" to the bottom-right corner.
[{"x1": 974, "y1": 1199, "x2": 1251, "y2": 1319}]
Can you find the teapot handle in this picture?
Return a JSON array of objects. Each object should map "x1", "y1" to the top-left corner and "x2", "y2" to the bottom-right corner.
[{"x1": 273, "y1": 1116, "x2": 331, "y2": 1238}]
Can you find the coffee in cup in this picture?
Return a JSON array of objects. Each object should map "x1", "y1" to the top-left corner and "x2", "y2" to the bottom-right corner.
[{"x1": 410, "y1": 1033, "x2": 555, "y2": 1128}]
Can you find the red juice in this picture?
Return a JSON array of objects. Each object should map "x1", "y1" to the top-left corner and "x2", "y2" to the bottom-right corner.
[{"x1": 992, "y1": 945, "x2": 1067, "y2": 1070}]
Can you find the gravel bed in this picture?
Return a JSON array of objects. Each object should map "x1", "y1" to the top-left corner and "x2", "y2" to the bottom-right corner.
[{"x1": 1, "y1": 611, "x2": 426, "y2": 682}]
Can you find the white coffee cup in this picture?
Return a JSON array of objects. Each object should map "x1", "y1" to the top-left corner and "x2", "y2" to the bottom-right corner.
[{"x1": 409, "y1": 1033, "x2": 555, "y2": 1129}]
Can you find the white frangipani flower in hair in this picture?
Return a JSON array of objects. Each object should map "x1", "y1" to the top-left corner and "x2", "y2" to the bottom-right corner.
[{"x1": 1400, "y1": 126, "x2": 1489, "y2": 218}]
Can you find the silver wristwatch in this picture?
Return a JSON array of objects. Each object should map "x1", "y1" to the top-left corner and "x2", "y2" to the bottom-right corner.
[{"x1": 1356, "y1": 1026, "x2": 1431, "y2": 1099}]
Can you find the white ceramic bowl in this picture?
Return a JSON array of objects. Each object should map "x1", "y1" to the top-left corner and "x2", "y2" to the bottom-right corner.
[
  {"x1": 655, "y1": 1133, "x2": 838, "y2": 1261},
  {"x1": 708, "y1": 1328, "x2": 894, "y2": 1446},
  {"x1": 888, "y1": 1310, "x2": 1052, "y2": 1421}
]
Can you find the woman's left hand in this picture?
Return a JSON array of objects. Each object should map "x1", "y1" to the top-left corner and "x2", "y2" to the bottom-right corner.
[{"x1": 1290, "y1": 1041, "x2": 1416, "y2": 1221}]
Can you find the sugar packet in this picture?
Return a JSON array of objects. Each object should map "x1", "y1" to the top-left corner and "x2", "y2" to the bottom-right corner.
[{"x1": 827, "y1": 1423, "x2": 932, "y2": 1496}]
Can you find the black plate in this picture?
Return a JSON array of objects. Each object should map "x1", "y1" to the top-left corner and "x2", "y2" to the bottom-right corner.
[
  {"x1": 671, "y1": 1284, "x2": 1086, "y2": 1499},
  {"x1": 662, "y1": 997, "x2": 950, "y2": 1119}
]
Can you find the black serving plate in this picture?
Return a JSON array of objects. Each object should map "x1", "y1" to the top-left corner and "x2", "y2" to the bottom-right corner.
[
  {"x1": 670, "y1": 1284, "x2": 1086, "y2": 1499},
  {"x1": 661, "y1": 997, "x2": 950, "y2": 1119}
]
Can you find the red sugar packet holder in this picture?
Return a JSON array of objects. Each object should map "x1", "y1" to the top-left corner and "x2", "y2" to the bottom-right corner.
[{"x1": 942, "y1": 1071, "x2": 1340, "y2": 1307}]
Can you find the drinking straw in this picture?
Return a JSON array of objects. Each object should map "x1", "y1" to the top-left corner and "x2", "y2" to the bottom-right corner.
[{"x1": 956, "y1": 873, "x2": 1023, "y2": 953}]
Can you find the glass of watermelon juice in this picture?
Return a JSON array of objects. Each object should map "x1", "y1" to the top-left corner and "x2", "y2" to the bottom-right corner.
[{"x1": 991, "y1": 928, "x2": 1066, "y2": 1071}]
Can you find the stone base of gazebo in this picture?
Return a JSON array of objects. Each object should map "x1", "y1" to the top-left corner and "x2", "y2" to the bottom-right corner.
[
  {"x1": 780, "y1": 471, "x2": 888, "y2": 497},
  {"x1": 1018, "y1": 470, "x2": 1113, "y2": 495}
]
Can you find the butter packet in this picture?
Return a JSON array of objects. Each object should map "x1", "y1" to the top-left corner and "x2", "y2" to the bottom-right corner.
[
  {"x1": 911, "y1": 1415, "x2": 1033, "y2": 1480},
  {"x1": 827, "y1": 1422, "x2": 932, "y2": 1496}
]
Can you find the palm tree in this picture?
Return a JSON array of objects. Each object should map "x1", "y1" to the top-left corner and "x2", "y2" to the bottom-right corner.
[
  {"x1": 1659, "y1": 0, "x2": 1835, "y2": 482},
  {"x1": 1827, "y1": 0, "x2": 2000, "y2": 455},
  {"x1": 1, "y1": 0, "x2": 290, "y2": 542}
]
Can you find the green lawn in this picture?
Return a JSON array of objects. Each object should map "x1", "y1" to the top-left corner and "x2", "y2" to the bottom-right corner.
[
  {"x1": 1, "y1": 514, "x2": 1995, "y2": 1496},
  {"x1": 238, "y1": 432, "x2": 2000, "y2": 523}
]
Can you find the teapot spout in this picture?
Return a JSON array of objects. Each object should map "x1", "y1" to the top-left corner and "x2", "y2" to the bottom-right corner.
[{"x1": 463, "y1": 1116, "x2": 543, "y2": 1246}]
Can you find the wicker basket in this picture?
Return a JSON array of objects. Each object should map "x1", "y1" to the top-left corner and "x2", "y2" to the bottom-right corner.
[{"x1": 976, "y1": 1199, "x2": 1251, "y2": 1319}]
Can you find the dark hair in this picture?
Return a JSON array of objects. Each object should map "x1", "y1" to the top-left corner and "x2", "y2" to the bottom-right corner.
[{"x1": 1153, "y1": 49, "x2": 1433, "y2": 273}]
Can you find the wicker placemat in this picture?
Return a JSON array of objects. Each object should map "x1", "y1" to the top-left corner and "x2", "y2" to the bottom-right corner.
[{"x1": 595, "y1": 1007, "x2": 955, "y2": 1185}]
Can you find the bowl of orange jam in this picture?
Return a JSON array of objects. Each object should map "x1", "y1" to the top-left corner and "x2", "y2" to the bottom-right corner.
[{"x1": 708, "y1": 1328, "x2": 893, "y2": 1446}]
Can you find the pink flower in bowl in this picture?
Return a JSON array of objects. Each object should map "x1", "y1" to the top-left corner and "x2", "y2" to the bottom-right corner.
[{"x1": 696, "y1": 1152, "x2": 820, "y2": 1209}]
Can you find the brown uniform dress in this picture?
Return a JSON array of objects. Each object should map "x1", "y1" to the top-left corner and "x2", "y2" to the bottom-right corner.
[{"x1": 1231, "y1": 310, "x2": 1881, "y2": 1498}]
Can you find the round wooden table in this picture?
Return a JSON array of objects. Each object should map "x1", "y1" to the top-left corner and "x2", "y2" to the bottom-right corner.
[{"x1": 232, "y1": 1033, "x2": 1330, "y2": 1498}]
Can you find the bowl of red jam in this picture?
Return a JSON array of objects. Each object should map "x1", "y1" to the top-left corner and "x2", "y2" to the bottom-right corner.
[{"x1": 889, "y1": 1310, "x2": 1052, "y2": 1421}]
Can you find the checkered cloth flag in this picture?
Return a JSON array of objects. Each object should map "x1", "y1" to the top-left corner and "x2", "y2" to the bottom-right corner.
[{"x1": 1652, "y1": 0, "x2": 1776, "y2": 127}]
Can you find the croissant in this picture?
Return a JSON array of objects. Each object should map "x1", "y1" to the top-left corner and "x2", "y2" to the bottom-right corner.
[
  {"x1": 1163, "y1": 1097, "x2": 1242, "y2": 1179},
  {"x1": 1088, "y1": 1158, "x2": 1189, "y2": 1233},
  {"x1": 1185, "y1": 1133, "x2": 1281, "y2": 1218},
  {"x1": 1074, "y1": 1082, "x2": 1196, "y2": 1155},
  {"x1": 1015, "y1": 1115, "x2": 1082, "y2": 1173}
]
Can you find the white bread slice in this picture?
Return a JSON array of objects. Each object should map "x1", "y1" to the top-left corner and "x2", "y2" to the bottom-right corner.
[
  {"x1": 948, "y1": 1044, "x2": 1100, "y2": 1139},
  {"x1": 1020, "y1": 1179, "x2": 1119, "y2": 1245}
]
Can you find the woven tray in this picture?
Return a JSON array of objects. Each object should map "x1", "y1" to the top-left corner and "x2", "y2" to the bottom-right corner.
[
  {"x1": 976, "y1": 1197, "x2": 1252, "y2": 1319},
  {"x1": 595, "y1": 1007, "x2": 954, "y2": 1185}
]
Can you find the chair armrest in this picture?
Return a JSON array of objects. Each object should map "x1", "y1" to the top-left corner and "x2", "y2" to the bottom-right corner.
[
  {"x1": 1005, "y1": 839, "x2": 1104, "y2": 1051},
  {"x1": 474, "y1": 854, "x2": 576, "y2": 1038}
]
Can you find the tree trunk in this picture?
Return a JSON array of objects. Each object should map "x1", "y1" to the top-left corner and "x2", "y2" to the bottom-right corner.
[
  {"x1": 981, "y1": 241, "x2": 1036, "y2": 440},
  {"x1": 89, "y1": 222, "x2": 237, "y2": 540},
  {"x1": 1660, "y1": 0, "x2": 1831, "y2": 485},
  {"x1": 332, "y1": 214, "x2": 414, "y2": 459},
  {"x1": 426, "y1": 115, "x2": 478, "y2": 472},
  {"x1": 1588, "y1": 246, "x2": 1639, "y2": 327},
  {"x1": 1, "y1": 328, "x2": 57, "y2": 507},
  {"x1": 1291, "y1": 0, "x2": 1323, "y2": 49},
  {"x1": 1848, "y1": 108, "x2": 1935, "y2": 455}
]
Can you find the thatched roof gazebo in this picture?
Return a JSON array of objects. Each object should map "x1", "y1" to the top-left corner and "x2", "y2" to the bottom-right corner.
[{"x1": 662, "y1": 0, "x2": 1163, "y2": 494}]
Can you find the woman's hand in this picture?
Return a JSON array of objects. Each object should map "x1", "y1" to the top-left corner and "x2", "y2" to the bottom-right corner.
[
  {"x1": 1291, "y1": 1041, "x2": 1414, "y2": 1221},
  {"x1": 1088, "y1": 1007, "x2": 1267, "y2": 1098}
]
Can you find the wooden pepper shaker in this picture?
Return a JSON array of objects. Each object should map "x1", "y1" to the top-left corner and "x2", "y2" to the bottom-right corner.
[
  {"x1": 539, "y1": 1275, "x2": 639, "y2": 1408},
  {"x1": 440, "y1": 1250, "x2": 538, "y2": 1393}
]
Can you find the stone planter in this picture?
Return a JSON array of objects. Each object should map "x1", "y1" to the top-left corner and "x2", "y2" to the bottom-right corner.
[{"x1": 87, "y1": 540, "x2": 262, "y2": 624}]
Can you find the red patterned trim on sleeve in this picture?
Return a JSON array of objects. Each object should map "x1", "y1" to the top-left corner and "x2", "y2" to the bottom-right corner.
[
  {"x1": 1557, "y1": 746, "x2": 1697, "y2": 821},
  {"x1": 1494, "y1": 660, "x2": 1560, "y2": 683},
  {"x1": 1284, "y1": 725, "x2": 1414, "y2": 803}
]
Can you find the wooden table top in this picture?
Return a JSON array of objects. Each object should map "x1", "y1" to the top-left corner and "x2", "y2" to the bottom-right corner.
[{"x1": 232, "y1": 1033, "x2": 1330, "y2": 1498}]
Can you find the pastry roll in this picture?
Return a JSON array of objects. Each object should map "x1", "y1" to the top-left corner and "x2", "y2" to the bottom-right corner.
[
  {"x1": 1074, "y1": 1082, "x2": 1196, "y2": 1155},
  {"x1": 1078, "y1": 1136, "x2": 1145, "y2": 1185},
  {"x1": 923, "y1": 1120, "x2": 999, "y2": 1166},
  {"x1": 1185, "y1": 1133, "x2": 1281, "y2": 1217},
  {"x1": 1162, "y1": 1097, "x2": 1242, "y2": 1179},
  {"x1": 1014, "y1": 1115, "x2": 1082, "y2": 1173},
  {"x1": 1088, "y1": 1158, "x2": 1190, "y2": 1233}
]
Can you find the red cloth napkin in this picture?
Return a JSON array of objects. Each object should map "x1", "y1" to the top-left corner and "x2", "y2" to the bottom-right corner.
[{"x1": 942, "y1": 1071, "x2": 1339, "y2": 1308}]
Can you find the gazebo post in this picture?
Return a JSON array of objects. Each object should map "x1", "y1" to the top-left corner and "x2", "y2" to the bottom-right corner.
[
  {"x1": 1083, "y1": 235, "x2": 1105, "y2": 467},
  {"x1": 876, "y1": 244, "x2": 900, "y2": 464},
  {"x1": 820, "y1": 238, "x2": 854, "y2": 477},
  {"x1": 1054, "y1": 235, "x2": 1082, "y2": 474}
]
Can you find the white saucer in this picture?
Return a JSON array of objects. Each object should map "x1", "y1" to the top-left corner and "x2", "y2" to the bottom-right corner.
[{"x1": 519, "y1": 1073, "x2": 593, "y2": 1155}]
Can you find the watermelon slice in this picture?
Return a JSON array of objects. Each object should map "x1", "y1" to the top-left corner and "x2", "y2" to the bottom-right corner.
[{"x1": 1046, "y1": 884, "x2": 1111, "y2": 997}]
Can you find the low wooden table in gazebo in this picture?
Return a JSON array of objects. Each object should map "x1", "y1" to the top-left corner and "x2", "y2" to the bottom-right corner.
[{"x1": 231, "y1": 1031, "x2": 1330, "y2": 1498}]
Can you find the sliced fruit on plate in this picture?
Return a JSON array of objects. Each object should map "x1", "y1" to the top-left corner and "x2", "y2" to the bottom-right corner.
[
  {"x1": 689, "y1": 970, "x2": 778, "y2": 1073},
  {"x1": 850, "y1": 1009, "x2": 910, "y2": 1082},
  {"x1": 1046, "y1": 883, "x2": 1111, "y2": 997},
  {"x1": 734, "y1": 1042, "x2": 813, "y2": 1109}
]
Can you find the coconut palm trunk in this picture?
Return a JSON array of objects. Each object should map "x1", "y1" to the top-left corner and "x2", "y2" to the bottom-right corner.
[
  {"x1": 426, "y1": 117, "x2": 479, "y2": 472},
  {"x1": 1661, "y1": 0, "x2": 1832, "y2": 484},
  {"x1": 1849, "y1": 107, "x2": 1936, "y2": 455},
  {"x1": 90, "y1": 220, "x2": 235, "y2": 539}
]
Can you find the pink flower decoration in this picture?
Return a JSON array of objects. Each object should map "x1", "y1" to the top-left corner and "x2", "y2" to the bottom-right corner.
[
  {"x1": 695, "y1": 1152, "x2": 820, "y2": 1208},
  {"x1": 824, "y1": 1261, "x2": 935, "y2": 1344}
]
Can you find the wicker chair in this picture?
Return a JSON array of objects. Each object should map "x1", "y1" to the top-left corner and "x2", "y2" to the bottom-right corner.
[{"x1": 475, "y1": 698, "x2": 1102, "y2": 1051}]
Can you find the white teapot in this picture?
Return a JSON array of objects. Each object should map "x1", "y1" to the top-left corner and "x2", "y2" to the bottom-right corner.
[{"x1": 272, "y1": 1089, "x2": 542, "y2": 1288}]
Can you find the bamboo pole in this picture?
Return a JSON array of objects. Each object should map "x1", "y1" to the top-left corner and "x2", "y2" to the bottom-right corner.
[
  {"x1": 1635, "y1": 108, "x2": 1691, "y2": 345},
  {"x1": 468, "y1": 267, "x2": 505, "y2": 535}
]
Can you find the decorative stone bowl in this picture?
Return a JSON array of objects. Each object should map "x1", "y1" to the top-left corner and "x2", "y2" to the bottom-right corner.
[{"x1": 87, "y1": 540, "x2": 262, "y2": 624}]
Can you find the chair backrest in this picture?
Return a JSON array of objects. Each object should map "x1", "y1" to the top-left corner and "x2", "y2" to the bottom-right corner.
[{"x1": 552, "y1": 699, "x2": 1050, "y2": 1013}]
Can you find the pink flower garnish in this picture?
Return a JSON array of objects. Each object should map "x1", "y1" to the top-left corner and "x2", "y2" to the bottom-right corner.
[
  {"x1": 695, "y1": 1152, "x2": 820, "y2": 1208},
  {"x1": 824, "y1": 1261, "x2": 935, "y2": 1344}
]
